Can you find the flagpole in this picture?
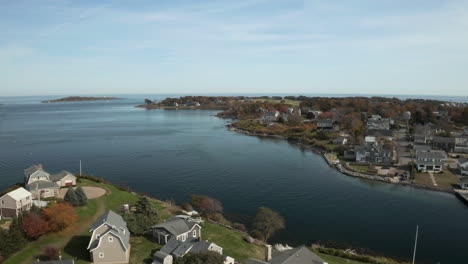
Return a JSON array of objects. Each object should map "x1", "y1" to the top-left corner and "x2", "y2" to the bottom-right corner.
[
  {"x1": 412, "y1": 225, "x2": 419, "y2": 264},
  {"x1": 80, "y1": 160, "x2": 82, "y2": 175}
]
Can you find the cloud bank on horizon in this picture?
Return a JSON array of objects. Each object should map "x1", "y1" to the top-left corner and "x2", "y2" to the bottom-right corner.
[{"x1": 1, "y1": 0, "x2": 467, "y2": 96}]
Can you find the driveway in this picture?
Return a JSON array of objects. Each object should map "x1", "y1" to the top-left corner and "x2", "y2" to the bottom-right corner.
[{"x1": 59, "y1": 186, "x2": 106, "y2": 199}]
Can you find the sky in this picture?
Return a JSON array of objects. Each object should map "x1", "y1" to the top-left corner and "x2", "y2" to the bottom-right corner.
[{"x1": 1, "y1": 0, "x2": 468, "y2": 96}]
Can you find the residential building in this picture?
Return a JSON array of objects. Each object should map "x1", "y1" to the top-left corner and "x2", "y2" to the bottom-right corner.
[
  {"x1": 0, "y1": 187, "x2": 32, "y2": 218},
  {"x1": 332, "y1": 137, "x2": 347, "y2": 145},
  {"x1": 460, "y1": 177, "x2": 468, "y2": 190},
  {"x1": 366, "y1": 115, "x2": 393, "y2": 130},
  {"x1": 455, "y1": 137, "x2": 468, "y2": 153},
  {"x1": 261, "y1": 111, "x2": 279, "y2": 123},
  {"x1": 87, "y1": 210, "x2": 130, "y2": 264},
  {"x1": 367, "y1": 129, "x2": 394, "y2": 141},
  {"x1": 317, "y1": 119, "x2": 339, "y2": 130},
  {"x1": 151, "y1": 217, "x2": 230, "y2": 264},
  {"x1": 24, "y1": 164, "x2": 51, "y2": 185},
  {"x1": 306, "y1": 110, "x2": 322, "y2": 120},
  {"x1": 27, "y1": 181, "x2": 60, "y2": 199},
  {"x1": 415, "y1": 150, "x2": 447, "y2": 173},
  {"x1": 432, "y1": 136, "x2": 455, "y2": 152},
  {"x1": 50, "y1": 170, "x2": 77, "y2": 187},
  {"x1": 458, "y1": 157, "x2": 468, "y2": 176},
  {"x1": 355, "y1": 142, "x2": 393, "y2": 165},
  {"x1": 247, "y1": 245, "x2": 327, "y2": 264}
]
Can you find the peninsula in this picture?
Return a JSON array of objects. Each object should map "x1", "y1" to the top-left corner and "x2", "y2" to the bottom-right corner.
[{"x1": 42, "y1": 96, "x2": 121, "y2": 103}]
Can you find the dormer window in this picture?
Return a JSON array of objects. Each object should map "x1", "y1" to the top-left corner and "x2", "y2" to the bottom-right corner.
[{"x1": 193, "y1": 230, "x2": 197, "y2": 237}]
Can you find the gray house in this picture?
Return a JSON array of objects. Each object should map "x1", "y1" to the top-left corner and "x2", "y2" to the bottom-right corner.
[
  {"x1": 87, "y1": 210, "x2": 130, "y2": 264},
  {"x1": 151, "y1": 217, "x2": 232, "y2": 264},
  {"x1": 415, "y1": 150, "x2": 447, "y2": 173},
  {"x1": 50, "y1": 170, "x2": 77, "y2": 187},
  {"x1": 355, "y1": 142, "x2": 393, "y2": 165},
  {"x1": 247, "y1": 245, "x2": 327, "y2": 264}
]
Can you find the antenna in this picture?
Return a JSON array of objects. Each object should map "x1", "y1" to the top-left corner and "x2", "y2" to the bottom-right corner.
[{"x1": 412, "y1": 225, "x2": 419, "y2": 264}]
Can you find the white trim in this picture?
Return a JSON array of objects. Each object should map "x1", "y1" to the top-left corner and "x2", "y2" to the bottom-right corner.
[{"x1": 90, "y1": 230, "x2": 128, "y2": 252}]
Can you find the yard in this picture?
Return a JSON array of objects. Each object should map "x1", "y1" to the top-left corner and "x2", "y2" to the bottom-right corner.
[
  {"x1": 413, "y1": 169, "x2": 458, "y2": 189},
  {"x1": 349, "y1": 164, "x2": 371, "y2": 173}
]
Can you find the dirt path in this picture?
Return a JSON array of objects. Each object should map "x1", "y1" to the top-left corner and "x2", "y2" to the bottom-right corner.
[
  {"x1": 429, "y1": 172, "x2": 438, "y2": 186},
  {"x1": 12, "y1": 193, "x2": 107, "y2": 264}
]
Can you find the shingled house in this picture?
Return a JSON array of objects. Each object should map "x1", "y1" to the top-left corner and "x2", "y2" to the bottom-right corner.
[
  {"x1": 247, "y1": 245, "x2": 327, "y2": 264},
  {"x1": 0, "y1": 187, "x2": 32, "y2": 218},
  {"x1": 24, "y1": 165, "x2": 76, "y2": 198},
  {"x1": 87, "y1": 210, "x2": 130, "y2": 264}
]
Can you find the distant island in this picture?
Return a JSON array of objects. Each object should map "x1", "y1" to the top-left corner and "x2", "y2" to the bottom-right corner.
[{"x1": 42, "y1": 96, "x2": 121, "y2": 103}]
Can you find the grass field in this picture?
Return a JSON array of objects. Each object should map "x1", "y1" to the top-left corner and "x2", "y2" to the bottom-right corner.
[
  {"x1": 349, "y1": 164, "x2": 370, "y2": 173},
  {"x1": 413, "y1": 170, "x2": 458, "y2": 189}
]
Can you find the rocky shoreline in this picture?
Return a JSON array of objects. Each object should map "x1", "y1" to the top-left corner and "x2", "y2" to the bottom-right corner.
[{"x1": 228, "y1": 125, "x2": 456, "y2": 195}]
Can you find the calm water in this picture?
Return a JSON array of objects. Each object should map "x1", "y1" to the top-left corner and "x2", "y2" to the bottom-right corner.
[{"x1": 1, "y1": 95, "x2": 468, "y2": 264}]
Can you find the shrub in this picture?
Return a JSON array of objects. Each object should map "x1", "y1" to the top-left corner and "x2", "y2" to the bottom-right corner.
[
  {"x1": 63, "y1": 187, "x2": 79, "y2": 207},
  {"x1": 22, "y1": 212, "x2": 49, "y2": 239},
  {"x1": 43, "y1": 245, "x2": 59, "y2": 260},
  {"x1": 42, "y1": 203, "x2": 77, "y2": 232},
  {"x1": 181, "y1": 202, "x2": 193, "y2": 211},
  {"x1": 232, "y1": 223, "x2": 247, "y2": 232},
  {"x1": 75, "y1": 186, "x2": 88, "y2": 206}
]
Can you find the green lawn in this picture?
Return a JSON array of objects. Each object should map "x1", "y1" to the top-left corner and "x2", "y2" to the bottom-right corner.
[
  {"x1": 413, "y1": 172, "x2": 434, "y2": 186},
  {"x1": 413, "y1": 170, "x2": 458, "y2": 189},
  {"x1": 317, "y1": 253, "x2": 370, "y2": 264},
  {"x1": 202, "y1": 221, "x2": 264, "y2": 262},
  {"x1": 129, "y1": 236, "x2": 161, "y2": 264},
  {"x1": 349, "y1": 164, "x2": 370, "y2": 173}
]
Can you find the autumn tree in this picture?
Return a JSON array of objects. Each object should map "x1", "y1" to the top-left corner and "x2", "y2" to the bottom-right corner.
[
  {"x1": 22, "y1": 212, "x2": 49, "y2": 239},
  {"x1": 251, "y1": 207, "x2": 285, "y2": 242},
  {"x1": 43, "y1": 245, "x2": 59, "y2": 260},
  {"x1": 287, "y1": 114, "x2": 303, "y2": 126},
  {"x1": 191, "y1": 195, "x2": 223, "y2": 217},
  {"x1": 42, "y1": 203, "x2": 78, "y2": 232}
]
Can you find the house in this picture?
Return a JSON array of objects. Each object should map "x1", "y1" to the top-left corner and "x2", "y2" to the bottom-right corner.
[
  {"x1": 367, "y1": 129, "x2": 394, "y2": 141},
  {"x1": 414, "y1": 145, "x2": 431, "y2": 152},
  {"x1": 151, "y1": 217, "x2": 230, "y2": 264},
  {"x1": 415, "y1": 150, "x2": 447, "y2": 173},
  {"x1": 32, "y1": 260, "x2": 75, "y2": 264},
  {"x1": 455, "y1": 137, "x2": 468, "y2": 153},
  {"x1": 366, "y1": 115, "x2": 393, "y2": 130},
  {"x1": 0, "y1": 187, "x2": 32, "y2": 218},
  {"x1": 50, "y1": 170, "x2": 77, "y2": 187},
  {"x1": 355, "y1": 142, "x2": 393, "y2": 165},
  {"x1": 27, "y1": 180, "x2": 60, "y2": 199},
  {"x1": 459, "y1": 177, "x2": 468, "y2": 190},
  {"x1": 87, "y1": 210, "x2": 130, "y2": 264},
  {"x1": 413, "y1": 125, "x2": 433, "y2": 144},
  {"x1": 317, "y1": 119, "x2": 333, "y2": 129},
  {"x1": 151, "y1": 216, "x2": 202, "y2": 244},
  {"x1": 458, "y1": 157, "x2": 468, "y2": 176},
  {"x1": 261, "y1": 111, "x2": 279, "y2": 123},
  {"x1": 332, "y1": 137, "x2": 347, "y2": 145},
  {"x1": 247, "y1": 245, "x2": 327, "y2": 264},
  {"x1": 432, "y1": 136, "x2": 455, "y2": 152},
  {"x1": 24, "y1": 164, "x2": 51, "y2": 185},
  {"x1": 306, "y1": 110, "x2": 322, "y2": 120}
]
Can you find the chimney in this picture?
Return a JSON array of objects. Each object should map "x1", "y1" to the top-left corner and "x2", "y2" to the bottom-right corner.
[
  {"x1": 38, "y1": 164, "x2": 43, "y2": 169},
  {"x1": 265, "y1": 244, "x2": 272, "y2": 262}
]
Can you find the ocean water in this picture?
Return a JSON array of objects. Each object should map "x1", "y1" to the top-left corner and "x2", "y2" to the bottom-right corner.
[{"x1": 0, "y1": 95, "x2": 467, "y2": 264}]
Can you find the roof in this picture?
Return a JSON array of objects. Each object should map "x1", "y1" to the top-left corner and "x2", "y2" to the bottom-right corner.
[
  {"x1": 460, "y1": 177, "x2": 468, "y2": 184},
  {"x1": 317, "y1": 119, "x2": 333, "y2": 125},
  {"x1": 247, "y1": 259, "x2": 269, "y2": 264},
  {"x1": 32, "y1": 260, "x2": 74, "y2": 264},
  {"x1": 24, "y1": 165, "x2": 39, "y2": 176},
  {"x1": 3, "y1": 187, "x2": 31, "y2": 200},
  {"x1": 270, "y1": 246, "x2": 325, "y2": 264},
  {"x1": 27, "y1": 180, "x2": 59, "y2": 190},
  {"x1": 458, "y1": 157, "x2": 468, "y2": 165},
  {"x1": 414, "y1": 145, "x2": 431, "y2": 152},
  {"x1": 416, "y1": 150, "x2": 447, "y2": 160},
  {"x1": 50, "y1": 170, "x2": 76, "y2": 181},
  {"x1": 152, "y1": 218, "x2": 197, "y2": 236},
  {"x1": 159, "y1": 238, "x2": 218, "y2": 258},
  {"x1": 89, "y1": 210, "x2": 130, "y2": 250},
  {"x1": 367, "y1": 129, "x2": 393, "y2": 137},
  {"x1": 433, "y1": 136, "x2": 455, "y2": 144}
]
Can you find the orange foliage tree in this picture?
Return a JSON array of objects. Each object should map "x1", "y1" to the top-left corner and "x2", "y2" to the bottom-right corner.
[
  {"x1": 42, "y1": 203, "x2": 78, "y2": 232},
  {"x1": 22, "y1": 212, "x2": 49, "y2": 239}
]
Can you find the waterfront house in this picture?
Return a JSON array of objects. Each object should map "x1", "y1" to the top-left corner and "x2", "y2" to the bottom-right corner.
[
  {"x1": 0, "y1": 187, "x2": 32, "y2": 218},
  {"x1": 455, "y1": 136, "x2": 468, "y2": 153},
  {"x1": 24, "y1": 164, "x2": 51, "y2": 185},
  {"x1": 247, "y1": 245, "x2": 327, "y2": 264},
  {"x1": 50, "y1": 170, "x2": 77, "y2": 187},
  {"x1": 151, "y1": 216, "x2": 231, "y2": 264},
  {"x1": 355, "y1": 142, "x2": 393, "y2": 165},
  {"x1": 458, "y1": 157, "x2": 468, "y2": 176},
  {"x1": 415, "y1": 150, "x2": 447, "y2": 173},
  {"x1": 460, "y1": 177, "x2": 468, "y2": 190},
  {"x1": 261, "y1": 111, "x2": 279, "y2": 123},
  {"x1": 87, "y1": 210, "x2": 130, "y2": 264},
  {"x1": 332, "y1": 137, "x2": 347, "y2": 145},
  {"x1": 27, "y1": 180, "x2": 60, "y2": 199}
]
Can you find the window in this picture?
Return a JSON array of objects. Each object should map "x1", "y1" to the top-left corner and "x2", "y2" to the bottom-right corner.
[
  {"x1": 99, "y1": 253, "x2": 104, "y2": 259},
  {"x1": 108, "y1": 237, "x2": 113, "y2": 242},
  {"x1": 1, "y1": 200, "x2": 4, "y2": 205},
  {"x1": 193, "y1": 230, "x2": 197, "y2": 237}
]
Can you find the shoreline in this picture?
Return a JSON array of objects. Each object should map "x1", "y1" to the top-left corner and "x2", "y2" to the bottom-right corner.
[{"x1": 228, "y1": 125, "x2": 457, "y2": 195}]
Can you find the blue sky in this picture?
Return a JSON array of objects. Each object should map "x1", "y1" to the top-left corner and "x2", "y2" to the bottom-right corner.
[{"x1": 1, "y1": 0, "x2": 468, "y2": 96}]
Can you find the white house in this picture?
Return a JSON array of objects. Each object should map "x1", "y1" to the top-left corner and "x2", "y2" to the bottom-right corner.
[
  {"x1": 415, "y1": 150, "x2": 447, "y2": 173},
  {"x1": 0, "y1": 187, "x2": 32, "y2": 218},
  {"x1": 458, "y1": 158, "x2": 468, "y2": 176}
]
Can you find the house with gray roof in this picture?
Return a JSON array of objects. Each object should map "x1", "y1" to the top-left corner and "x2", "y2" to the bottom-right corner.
[
  {"x1": 24, "y1": 164, "x2": 51, "y2": 185},
  {"x1": 459, "y1": 176, "x2": 468, "y2": 190},
  {"x1": 27, "y1": 180, "x2": 59, "y2": 199},
  {"x1": 247, "y1": 245, "x2": 327, "y2": 264},
  {"x1": 87, "y1": 210, "x2": 130, "y2": 264},
  {"x1": 355, "y1": 142, "x2": 393, "y2": 165},
  {"x1": 32, "y1": 259, "x2": 74, "y2": 264},
  {"x1": 50, "y1": 170, "x2": 77, "y2": 187},
  {"x1": 316, "y1": 119, "x2": 334, "y2": 129},
  {"x1": 150, "y1": 217, "x2": 232, "y2": 264},
  {"x1": 432, "y1": 136, "x2": 455, "y2": 152},
  {"x1": 415, "y1": 150, "x2": 447, "y2": 173},
  {"x1": 458, "y1": 157, "x2": 468, "y2": 176}
]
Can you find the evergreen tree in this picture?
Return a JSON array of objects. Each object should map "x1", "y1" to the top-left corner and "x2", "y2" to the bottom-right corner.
[
  {"x1": 4, "y1": 217, "x2": 27, "y2": 256},
  {"x1": 63, "y1": 187, "x2": 79, "y2": 206},
  {"x1": 123, "y1": 196, "x2": 159, "y2": 235},
  {"x1": 75, "y1": 186, "x2": 88, "y2": 206}
]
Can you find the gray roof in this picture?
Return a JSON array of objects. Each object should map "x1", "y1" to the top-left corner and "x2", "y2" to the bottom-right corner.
[
  {"x1": 416, "y1": 150, "x2": 447, "y2": 160},
  {"x1": 50, "y1": 170, "x2": 76, "y2": 181},
  {"x1": 27, "y1": 180, "x2": 59, "y2": 190},
  {"x1": 32, "y1": 260, "x2": 74, "y2": 264},
  {"x1": 414, "y1": 145, "x2": 431, "y2": 152},
  {"x1": 248, "y1": 246, "x2": 324, "y2": 264},
  {"x1": 152, "y1": 218, "x2": 197, "y2": 236},
  {"x1": 317, "y1": 119, "x2": 333, "y2": 125},
  {"x1": 270, "y1": 246, "x2": 324, "y2": 264},
  {"x1": 433, "y1": 136, "x2": 455, "y2": 144},
  {"x1": 458, "y1": 157, "x2": 468, "y2": 165},
  {"x1": 159, "y1": 238, "x2": 217, "y2": 258},
  {"x1": 89, "y1": 210, "x2": 130, "y2": 250},
  {"x1": 24, "y1": 165, "x2": 39, "y2": 176},
  {"x1": 367, "y1": 129, "x2": 393, "y2": 137}
]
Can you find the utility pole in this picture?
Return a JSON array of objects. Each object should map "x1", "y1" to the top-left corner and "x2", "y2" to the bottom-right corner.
[
  {"x1": 412, "y1": 225, "x2": 419, "y2": 264},
  {"x1": 80, "y1": 160, "x2": 82, "y2": 175}
]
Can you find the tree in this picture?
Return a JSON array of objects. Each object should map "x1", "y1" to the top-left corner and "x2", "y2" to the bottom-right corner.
[
  {"x1": 144, "y1": 99, "x2": 153, "y2": 105},
  {"x1": 175, "y1": 251, "x2": 225, "y2": 264},
  {"x1": 75, "y1": 186, "x2": 88, "y2": 206},
  {"x1": 22, "y1": 212, "x2": 49, "y2": 239},
  {"x1": 287, "y1": 114, "x2": 302, "y2": 126},
  {"x1": 190, "y1": 195, "x2": 223, "y2": 218},
  {"x1": 252, "y1": 207, "x2": 285, "y2": 242},
  {"x1": 3, "y1": 216, "x2": 27, "y2": 256},
  {"x1": 123, "y1": 196, "x2": 159, "y2": 235},
  {"x1": 63, "y1": 187, "x2": 79, "y2": 207},
  {"x1": 181, "y1": 202, "x2": 193, "y2": 211},
  {"x1": 42, "y1": 203, "x2": 78, "y2": 232},
  {"x1": 43, "y1": 245, "x2": 59, "y2": 260}
]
